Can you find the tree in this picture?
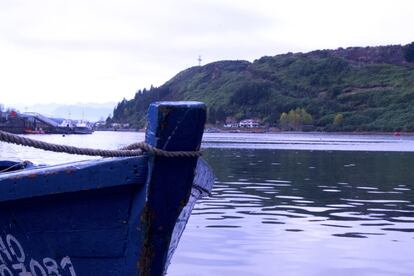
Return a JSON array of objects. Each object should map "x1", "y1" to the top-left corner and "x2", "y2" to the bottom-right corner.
[
  {"x1": 301, "y1": 109, "x2": 314, "y2": 125},
  {"x1": 208, "y1": 107, "x2": 217, "y2": 124},
  {"x1": 123, "y1": 107, "x2": 129, "y2": 117},
  {"x1": 215, "y1": 106, "x2": 226, "y2": 123},
  {"x1": 327, "y1": 86, "x2": 342, "y2": 98},
  {"x1": 403, "y1": 42, "x2": 414, "y2": 62},
  {"x1": 282, "y1": 107, "x2": 314, "y2": 130},
  {"x1": 279, "y1": 112, "x2": 288, "y2": 129},
  {"x1": 333, "y1": 113, "x2": 344, "y2": 126},
  {"x1": 287, "y1": 109, "x2": 298, "y2": 128}
]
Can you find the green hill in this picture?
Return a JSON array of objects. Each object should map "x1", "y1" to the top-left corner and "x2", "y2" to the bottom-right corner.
[{"x1": 110, "y1": 43, "x2": 414, "y2": 132}]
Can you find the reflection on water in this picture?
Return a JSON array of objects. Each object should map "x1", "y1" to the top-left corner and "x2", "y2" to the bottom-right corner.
[
  {"x1": 169, "y1": 149, "x2": 414, "y2": 276},
  {"x1": 1, "y1": 132, "x2": 414, "y2": 275}
]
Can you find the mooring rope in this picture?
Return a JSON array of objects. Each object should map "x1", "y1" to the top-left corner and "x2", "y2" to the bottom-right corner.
[
  {"x1": 0, "y1": 130, "x2": 202, "y2": 158},
  {"x1": 0, "y1": 162, "x2": 24, "y2": 173},
  {"x1": 0, "y1": 161, "x2": 32, "y2": 173}
]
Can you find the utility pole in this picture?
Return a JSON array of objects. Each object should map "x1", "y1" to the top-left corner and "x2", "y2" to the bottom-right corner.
[{"x1": 198, "y1": 55, "x2": 202, "y2": 66}]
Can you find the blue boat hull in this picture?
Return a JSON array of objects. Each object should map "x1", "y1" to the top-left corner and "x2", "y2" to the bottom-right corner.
[
  {"x1": 0, "y1": 157, "x2": 145, "y2": 275},
  {"x1": 0, "y1": 102, "x2": 211, "y2": 275}
]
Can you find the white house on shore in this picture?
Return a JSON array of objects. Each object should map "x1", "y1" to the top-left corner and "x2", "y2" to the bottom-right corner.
[
  {"x1": 223, "y1": 122, "x2": 239, "y2": 128},
  {"x1": 223, "y1": 118, "x2": 262, "y2": 128},
  {"x1": 239, "y1": 119, "x2": 260, "y2": 128}
]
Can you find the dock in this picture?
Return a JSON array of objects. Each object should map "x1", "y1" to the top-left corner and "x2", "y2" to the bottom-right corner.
[{"x1": 0, "y1": 110, "x2": 93, "y2": 134}]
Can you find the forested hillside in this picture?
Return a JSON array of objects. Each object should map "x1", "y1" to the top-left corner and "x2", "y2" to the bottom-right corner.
[{"x1": 110, "y1": 43, "x2": 414, "y2": 132}]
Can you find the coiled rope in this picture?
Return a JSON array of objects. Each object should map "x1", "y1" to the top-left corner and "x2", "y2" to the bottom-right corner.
[{"x1": 0, "y1": 130, "x2": 202, "y2": 158}]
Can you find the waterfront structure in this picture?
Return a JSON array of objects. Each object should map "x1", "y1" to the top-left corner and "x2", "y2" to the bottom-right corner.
[{"x1": 239, "y1": 119, "x2": 261, "y2": 128}]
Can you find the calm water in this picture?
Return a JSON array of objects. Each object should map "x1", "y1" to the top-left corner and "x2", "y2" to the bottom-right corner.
[{"x1": 2, "y1": 132, "x2": 414, "y2": 275}]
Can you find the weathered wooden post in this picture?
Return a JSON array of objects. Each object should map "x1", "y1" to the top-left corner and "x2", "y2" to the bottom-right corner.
[{"x1": 126, "y1": 101, "x2": 206, "y2": 275}]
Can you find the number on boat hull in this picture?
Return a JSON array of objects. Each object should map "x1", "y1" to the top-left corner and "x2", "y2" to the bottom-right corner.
[{"x1": 0, "y1": 234, "x2": 76, "y2": 276}]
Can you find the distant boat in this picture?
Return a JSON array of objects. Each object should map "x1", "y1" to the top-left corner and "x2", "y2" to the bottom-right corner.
[
  {"x1": 58, "y1": 119, "x2": 76, "y2": 128},
  {"x1": 73, "y1": 120, "x2": 94, "y2": 134},
  {"x1": 57, "y1": 119, "x2": 76, "y2": 134},
  {"x1": 57, "y1": 119, "x2": 93, "y2": 134},
  {"x1": 0, "y1": 102, "x2": 213, "y2": 275}
]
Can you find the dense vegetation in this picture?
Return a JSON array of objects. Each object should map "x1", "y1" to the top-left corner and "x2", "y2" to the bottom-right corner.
[{"x1": 110, "y1": 43, "x2": 414, "y2": 132}]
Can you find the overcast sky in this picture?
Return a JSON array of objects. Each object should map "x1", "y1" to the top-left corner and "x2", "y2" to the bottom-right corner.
[{"x1": 1, "y1": 0, "x2": 413, "y2": 106}]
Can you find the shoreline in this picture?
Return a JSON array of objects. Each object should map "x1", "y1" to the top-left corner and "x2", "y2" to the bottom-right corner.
[
  {"x1": 93, "y1": 129, "x2": 414, "y2": 137},
  {"x1": 204, "y1": 128, "x2": 412, "y2": 136},
  {"x1": 10, "y1": 128, "x2": 408, "y2": 137}
]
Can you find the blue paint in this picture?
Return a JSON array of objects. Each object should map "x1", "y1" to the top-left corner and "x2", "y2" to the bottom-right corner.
[{"x1": 0, "y1": 102, "x2": 211, "y2": 275}]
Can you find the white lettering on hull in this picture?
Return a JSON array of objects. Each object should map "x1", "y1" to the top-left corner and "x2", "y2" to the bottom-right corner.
[{"x1": 0, "y1": 234, "x2": 76, "y2": 276}]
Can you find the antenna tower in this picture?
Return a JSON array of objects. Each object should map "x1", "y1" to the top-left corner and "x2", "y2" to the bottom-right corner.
[{"x1": 198, "y1": 55, "x2": 202, "y2": 66}]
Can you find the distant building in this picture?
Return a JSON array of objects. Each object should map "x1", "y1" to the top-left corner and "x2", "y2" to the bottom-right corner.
[
  {"x1": 0, "y1": 111, "x2": 36, "y2": 134},
  {"x1": 94, "y1": 121, "x2": 106, "y2": 127},
  {"x1": 239, "y1": 119, "x2": 261, "y2": 128},
  {"x1": 0, "y1": 110, "x2": 8, "y2": 124},
  {"x1": 223, "y1": 117, "x2": 238, "y2": 128},
  {"x1": 111, "y1": 123, "x2": 122, "y2": 129},
  {"x1": 223, "y1": 122, "x2": 239, "y2": 128}
]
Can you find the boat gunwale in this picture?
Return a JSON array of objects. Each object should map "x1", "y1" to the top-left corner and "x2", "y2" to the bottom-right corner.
[{"x1": 0, "y1": 156, "x2": 148, "y2": 202}]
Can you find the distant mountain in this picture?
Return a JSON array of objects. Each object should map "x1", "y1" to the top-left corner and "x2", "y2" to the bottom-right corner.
[
  {"x1": 110, "y1": 43, "x2": 414, "y2": 132},
  {"x1": 10, "y1": 103, "x2": 115, "y2": 122}
]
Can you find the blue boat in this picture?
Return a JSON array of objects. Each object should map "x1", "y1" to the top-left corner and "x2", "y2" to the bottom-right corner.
[{"x1": 0, "y1": 102, "x2": 213, "y2": 275}]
